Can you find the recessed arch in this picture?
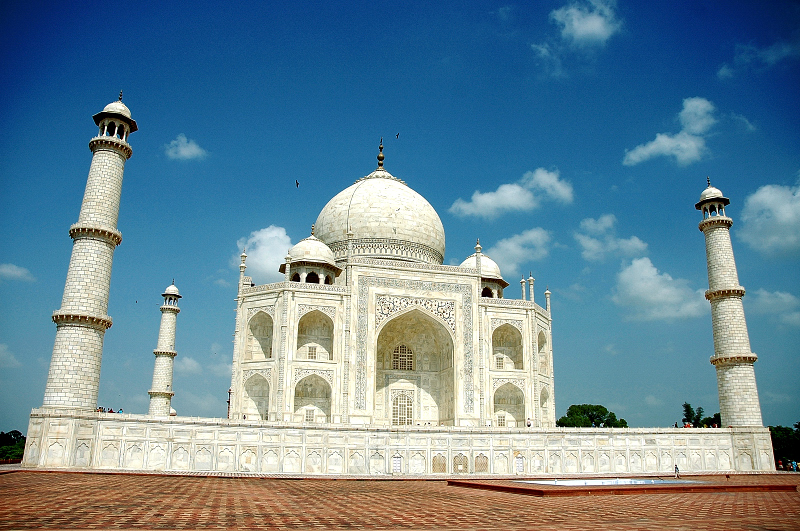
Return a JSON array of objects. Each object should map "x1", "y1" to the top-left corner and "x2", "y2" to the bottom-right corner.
[
  {"x1": 247, "y1": 311, "x2": 273, "y2": 360},
  {"x1": 493, "y1": 324, "x2": 523, "y2": 370},
  {"x1": 306, "y1": 271, "x2": 320, "y2": 284},
  {"x1": 294, "y1": 374, "x2": 331, "y2": 422},
  {"x1": 297, "y1": 310, "x2": 333, "y2": 360},
  {"x1": 376, "y1": 308, "x2": 455, "y2": 426},
  {"x1": 242, "y1": 374, "x2": 269, "y2": 420},
  {"x1": 494, "y1": 382, "x2": 524, "y2": 427}
]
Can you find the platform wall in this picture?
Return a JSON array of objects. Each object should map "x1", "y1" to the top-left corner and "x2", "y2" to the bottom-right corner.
[{"x1": 22, "y1": 409, "x2": 775, "y2": 475}]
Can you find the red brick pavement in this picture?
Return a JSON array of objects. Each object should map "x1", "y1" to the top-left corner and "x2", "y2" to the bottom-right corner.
[{"x1": 0, "y1": 471, "x2": 798, "y2": 530}]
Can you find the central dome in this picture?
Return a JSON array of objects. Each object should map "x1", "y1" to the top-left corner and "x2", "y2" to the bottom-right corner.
[{"x1": 314, "y1": 167, "x2": 445, "y2": 265}]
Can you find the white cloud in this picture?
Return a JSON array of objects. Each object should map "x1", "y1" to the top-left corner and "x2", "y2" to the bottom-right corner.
[
  {"x1": 645, "y1": 395, "x2": 663, "y2": 407},
  {"x1": 0, "y1": 263, "x2": 35, "y2": 282},
  {"x1": 174, "y1": 390, "x2": 225, "y2": 417},
  {"x1": 738, "y1": 179, "x2": 800, "y2": 255},
  {"x1": 550, "y1": 0, "x2": 622, "y2": 47},
  {"x1": 731, "y1": 113, "x2": 756, "y2": 132},
  {"x1": 449, "y1": 168, "x2": 572, "y2": 219},
  {"x1": 174, "y1": 356, "x2": 202, "y2": 374},
  {"x1": 612, "y1": 257, "x2": 707, "y2": 321},
  {"x1": 747, "y1": 288, "x2": 800, "y2": 327},
  {"x1": 718, "y1": 38, "x2": 800, "y2": 79},
  {"x1": 235, "y1": 225, "x2": 294, "y2": 284},
  {"x1": 0, "y1": 344, "x2": 21, "y2": 369},
  {"x1": 574, "y1": 214, "x2": 647, "y2": 261},
  {"x1": 623, "y1": 97, "x2": 716, "y2": 166},
  {"x1": 484, "y1": 228, "x2": 551, "y2": 278},
  {"x1": 164, "y1": 134, "x2": 208, "y2": 160}
]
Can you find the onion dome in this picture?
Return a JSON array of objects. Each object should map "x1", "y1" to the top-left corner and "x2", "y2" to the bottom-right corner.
[
  {"x1": 695, "y1": 178, "x2": 730, "y2": 210},
  {"x1": 460, "y1": 253, "x2": 510, "y2": 288},
  {"x1": 314, "y1": 142, "x2": 445, "y2": 265},
  {"x1": 163, "y1": 282, "x2": 181, "y2": 298},
  {"x1": 92, "y1": 92, "x2": 138, "y2": 132},
  {"x1": 279, "y1": 235, "x2": 341, "y2": 274}
]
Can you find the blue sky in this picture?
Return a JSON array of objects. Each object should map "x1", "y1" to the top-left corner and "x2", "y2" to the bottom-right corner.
[{"x1": 1, "y1": 1, "x2": 798, "y2": 432}]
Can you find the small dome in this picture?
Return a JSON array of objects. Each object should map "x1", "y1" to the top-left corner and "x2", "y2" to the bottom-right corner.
[
  {"x1": 163, "y1": 283, "x2": 181, "y2": 298},
  {"x1": 288, "y1": 235, "x2": 337, "y2": 267},
  {"x1": 699, "y1": 186, "x2": 724, "y2": 202},
  {"x1": 102, "y1": 100, "x2": 132, "y2": 119},
  {"x1": 461, "y1": 253, "x2": 504, "y2": 281},
  {"x1": 169, "y1": 407, "x2": 177, "y2": 416}
]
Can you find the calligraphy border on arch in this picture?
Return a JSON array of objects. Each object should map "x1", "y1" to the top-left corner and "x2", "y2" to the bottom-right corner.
[
  {"x1": 297, "y1": 304, "x2": 336, "y2": 320},
  {"x1": 293, "y1": 368, "x2": 333, "y2": 387},
  {"x1": 247, "y1": 305, "x2": 275, "y2": 322},
  {"x1": 492, "y1": 378, "x2": 525, "y2": 393},
  {"x1": 490, "y1": 318, "x2": 523, "y2": 334},
  {"x1": 375, "y1": 295, "x2": 455, "y2": 333},
  {"x1": 243, "y1": 368, "x2": 272, "y2": 384},
  {"x1": 356, "y1": 277, "x2": 473, "y2": 412}
]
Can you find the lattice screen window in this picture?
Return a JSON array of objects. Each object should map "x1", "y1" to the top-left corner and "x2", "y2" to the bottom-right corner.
[
  {"x1": 392, "y1": 393, "x2": 413, "y2": 425},
  {"x1": 307, "y1": 346, "x2": 317, "y2": 360},
  {"x1": 392, "y1": 345, "x2": 413, "y2": 371},
  {"x1": 497, "y1": 414, "x2": 506, "y2": 427},
  {"x1": 495, "y1": 356, "x2": 504, "y2": 370},
  {"x1": 305, "y1": 409, "x2": 315, "y2": 423}
]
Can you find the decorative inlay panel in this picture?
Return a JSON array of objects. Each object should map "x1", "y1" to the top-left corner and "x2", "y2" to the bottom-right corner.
[
  {"x1": 389, "y1": 389, "x2": 414, "y2": 401},
  {"x1": 247, "y1": 306, "x2": 275, "y2": 322},
  {"x1": 357, "y1": 277, "x2": 473, "y2": 413},
  {"x1": 293, "y1": 369, "x2": 333, "y2": 386},
  {"x1": 490, "y1": 318, "x2": 523, "y2": 334},
  {"x1": 243, "y1": 368, "x2": 272, "y2": 384},
  {"x1": 492, "y1": 378, "x2": 526, "y2": 392},
  {"x1": 297, "y1": 304, "x2": 336, "y2": 320},
  {"x1": 376, "y1": 296, "x2": 455, "y2": 333}
]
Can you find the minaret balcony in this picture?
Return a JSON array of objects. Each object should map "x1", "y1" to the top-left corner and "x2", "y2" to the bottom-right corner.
[
  {"x1": 705, "y1": 287, "x2": 746, "y2": 301},
  {"x1": 89, "y1": 136, "x2": 132, "y2": 159}
]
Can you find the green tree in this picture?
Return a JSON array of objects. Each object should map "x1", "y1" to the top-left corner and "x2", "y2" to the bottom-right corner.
[
  {"x1": 681, "y1": 403, "x2": 719, "y2": 427},
  {"x1": 556, "y1": 404, "x2": 628, "y2": 428},
  {"x1": 769, "y1": 421, "x2": 800, "y2": 466},
  {"x1": 0, "y1": 430, "x2": 25, "y2": 460}
]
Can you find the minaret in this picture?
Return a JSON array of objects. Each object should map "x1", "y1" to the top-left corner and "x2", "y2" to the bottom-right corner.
[
  {"x1": 148, "y1": 282, "x2": 181, "y2": 417},
  {"x1": 42, "y1": 94, "x2": 137, "y2": 410},
  {"x1": 696, "y1": 180, "x2": 762, "y2": 427}
]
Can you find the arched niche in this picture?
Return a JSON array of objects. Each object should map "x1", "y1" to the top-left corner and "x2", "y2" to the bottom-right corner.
[
  {"x1": 376, "y1": 309, "x2": 455, "y2": 426},
  {"x1": 296, "y1": 310, "x2": 333, "y2": 360},
  {"x1": 294, "y1": 374, "x2": 331, "y2": 422},
  {"x1": 494, "y1": 382, "x2": 524, "y2": 427},
  {"x1": 246, "y1": 312, "x2": 273, "y2": 360},
  {"x1": 538, "y1": 330, "x2": 548, "y2": 374},
  {"x1": 242, "y1": 374, "x2": 269, "y2": 420},
  {"x1": 540, "y1": 386, "x2": 550, "y2": 425},
  {"x1": 493, "y1": 324, "x2": 523, "y2": 370}
]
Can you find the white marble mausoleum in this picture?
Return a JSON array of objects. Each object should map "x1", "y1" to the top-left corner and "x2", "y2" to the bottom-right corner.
[{"x1": 22, "y1": 98, "x2": 775, "y2": 475}]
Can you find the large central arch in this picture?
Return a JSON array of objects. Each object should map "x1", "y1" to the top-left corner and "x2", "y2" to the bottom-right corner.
[{"x1": 375, "y1": 309, "x2": 455, "y2": 426}]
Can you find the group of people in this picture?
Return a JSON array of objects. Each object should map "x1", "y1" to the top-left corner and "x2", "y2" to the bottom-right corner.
[
  {"x1": 95, "y1": 407, "x2": 123, "y2": 413},
  {"x1": 776, "y1": 459, "x2": 798, "y2": 471}
]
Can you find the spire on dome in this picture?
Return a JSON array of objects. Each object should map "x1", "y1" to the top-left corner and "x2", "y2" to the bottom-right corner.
[
  {"x1": 377, "y1": 138, "x2": 385, "y2": 169},
  {"x1": 311, "y1": 224, "x2": 315, "y2": 236},
  {"x1": 119, "y1": 90, "x2": 123, "y2": 102},
  {"x1": 707, "y1": 175, "x2": 711, "y2": 187}
]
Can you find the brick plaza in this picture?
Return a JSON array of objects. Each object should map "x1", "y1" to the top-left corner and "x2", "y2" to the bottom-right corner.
[{"x1": 1, "y1": 469, "x2": 798, "y2": 530}]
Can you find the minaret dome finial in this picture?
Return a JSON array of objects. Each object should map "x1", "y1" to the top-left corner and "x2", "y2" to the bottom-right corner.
[
  {"x1": 377, "y1": 138, "x2": 384, "y2": 169},
  {"x1": 707, "y1": 175, "x2": 711, "y2": 187},
  {"x1": 119, "y1": 90, "x2": 123, "y2": 102}
]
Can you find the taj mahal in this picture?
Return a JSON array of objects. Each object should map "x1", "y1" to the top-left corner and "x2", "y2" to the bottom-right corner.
[{"x1": 22, "y1": 97, "x2": 774, "y2": 475}]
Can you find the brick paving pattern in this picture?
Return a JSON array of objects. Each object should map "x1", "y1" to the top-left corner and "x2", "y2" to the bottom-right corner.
[{"x1": 0, "y1": 470, "x2": 797, "y2": 530}]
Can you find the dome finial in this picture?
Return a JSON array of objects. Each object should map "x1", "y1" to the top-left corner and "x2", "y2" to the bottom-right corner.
[
  {"x1": 119, "y1": 90, "x2": 123, "y2": 102},
  {"x1": 311, "y1": 224, "x2": 315, "y2": 236},
  {"x1": 377, "y1": 137, "x2": 385, "y2": 169},
  {"x1": 707, "y1": 175, "x2": 711, "y2": 187}
]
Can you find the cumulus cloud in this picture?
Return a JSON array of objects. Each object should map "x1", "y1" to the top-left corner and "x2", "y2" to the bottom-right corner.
[
  {"x1": 174, "y1": 356, "x2": 202, "y2": 374},
  {"x1": 574, "y1": 214, "x2": 647, "y2": 261},
  {"x1": 612, "y1": 257, "x2": 707, "y2": 321},
  {"x1": 738, "y1": 178, "x2": 800, "y2": 255},
  {"x1": 484, "y1": 228, "x2": 551, "y2": 278},
  {"x1": 0, "y1": 344, "x2": 21, "y2": 369},
  {"x1": 550, "y1": 0, "x2": 622, "y2": 47},
  {"x1": 718, "y1": 38, "x2": 800, "y2": 79},
  {"x1": 449, "y1": 168, "x2": 573, "y2": 219},
  {"x1": 0, "y1": 263, "x2": 35, "y2": 282},
  {"x1": 623, "y1": 97, "x2": 716, "y2": 166},
  {"x1": 747, "y1": 288, "x2": 800, "y2": 327},
  {"x1": 235, "y1": 225, "x2": 293, "y2": 284},
  {"x1": 164, "y1": 134, "x2": 208, "y2": 160}
]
